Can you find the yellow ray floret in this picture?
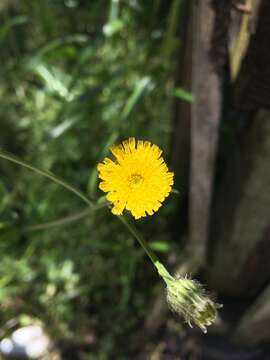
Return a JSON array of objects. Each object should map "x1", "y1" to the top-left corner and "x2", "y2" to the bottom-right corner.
[{"x1": 97, "y1": 138, "x2": 174, "y2": 219}]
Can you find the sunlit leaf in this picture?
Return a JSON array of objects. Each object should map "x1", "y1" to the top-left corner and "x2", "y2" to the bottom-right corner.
[
  {"x1": 174, "y1": 87, "x2": 194, "y2": 103},
  {"x1": 103, "y1": 19, "x2": 124, "y2": 37},
  {"x1": 149, "y1": 241, "x2": 171, "y2": 253}
]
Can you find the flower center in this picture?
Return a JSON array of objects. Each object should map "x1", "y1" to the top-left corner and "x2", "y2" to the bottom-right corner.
[{"x1": 128, "y1": 173, "x2": 144, "y2": 188}]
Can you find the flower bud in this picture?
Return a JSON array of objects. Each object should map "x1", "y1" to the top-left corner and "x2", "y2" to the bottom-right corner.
[{"x1": 166, "y1": 276, "x2": 222, "y2": 333}]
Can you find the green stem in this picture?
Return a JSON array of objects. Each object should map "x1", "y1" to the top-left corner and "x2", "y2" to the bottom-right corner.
[
  {"x1": 118, "y1": 215, "x2": 158, "y2": 264},
  {"x1": 0, "y1": 150, "x2": 173, "y2": 283},
  {"x1": 118, "y1": 215, "x2": 173, "y2": 281},
  {"x1": 24, "y1": 203, "x2": 107, "y2": 232},
  {"x1": 0, "y1": 149, "x2": 93, "y2": 207},
  {"x1": 25, "y1": 207, "x2": 91, "y2": 231}
]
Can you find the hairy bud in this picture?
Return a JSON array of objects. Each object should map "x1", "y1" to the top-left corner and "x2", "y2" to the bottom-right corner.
[{"x1": 166, "y1": 276, "x2": 222, "y2": 333}]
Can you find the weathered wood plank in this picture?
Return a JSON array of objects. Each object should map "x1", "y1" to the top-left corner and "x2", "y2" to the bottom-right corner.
[
  {"x1": 188, "y1": 0, "x2": 229, "y2": 264},
  {"x1": 210, "y1": 109, "x2": 270, "y2": 296},
  {"x1": 234, "y1": 0, "x2": 270, "y2": 110},
  {"x1": 233, "y1": 283, "x2": 270, "y2": 344},
  {"x1": 229, "y1": 0, "x2": 258, "y2": 81},
  {"x1": 171, "y1": 0, "x2": 192, "y2": 188}
]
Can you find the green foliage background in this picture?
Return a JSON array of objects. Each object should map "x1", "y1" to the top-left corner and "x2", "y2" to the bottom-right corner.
[{"x1": 0, "y1": 0, "x2": 180, "y2": 357}]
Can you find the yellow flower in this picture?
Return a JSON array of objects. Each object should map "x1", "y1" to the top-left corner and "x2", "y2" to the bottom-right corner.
[{"x1": 97, "y1": 138, "x2": 174, "y2": 219}]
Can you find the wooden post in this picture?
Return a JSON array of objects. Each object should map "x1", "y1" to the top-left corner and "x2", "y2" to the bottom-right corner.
[
  {"x1": 210, "y1": 110, "x2": 270, "y2": 296},
  {"x1": 234, "y1": 283, "x2": 270, "y2": 344},
  {"x1": 188, "y1": 0, "x2": 228, "y2": 264}
]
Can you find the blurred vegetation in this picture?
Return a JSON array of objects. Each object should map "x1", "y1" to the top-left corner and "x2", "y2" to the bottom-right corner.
[{"x1": 0, "y1": 0, "x2": 181, "y2": 357}]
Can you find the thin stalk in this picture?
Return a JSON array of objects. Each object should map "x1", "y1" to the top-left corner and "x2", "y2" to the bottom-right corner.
[
  {"x1": 118, "y1": 215, "x2": 158, "y2": 264},
  {"x1": 24, "y1": 203, "x2": 108, "y2": 232},
  {"x1": 118, "y1": 215, "x2": 173, "y2": 281},
  {"x1": 0, "y1": 149, "x2": 93, "y2": 207}
]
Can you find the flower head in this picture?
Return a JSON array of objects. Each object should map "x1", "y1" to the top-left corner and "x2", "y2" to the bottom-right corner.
[
  {"x1": 97, "y1": 138, "x2": 174, "y2": 219},
  {"x1": 166, "y1": 276, "x2": 221, "y2": 333}
]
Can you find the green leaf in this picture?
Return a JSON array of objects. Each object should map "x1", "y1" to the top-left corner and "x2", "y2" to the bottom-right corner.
[
  {"x1": 149, "y1": 241, "x2": 171, "y2": 253},
  {"x1": 88, "y1": 131, "x2": 119, "y2": 198},
  {"x1": 121, "y1": 77, "x2": 152, "y2": 121},
  {"x1": 174, "y1": 87, "x2": 194, "y2": 103},
  {"x1": 103, "y1": 19, "x2": 124, "y2": 37},
  {"x1": 49, "y1": 116, "x2": 79, "y2": 138},
  {"x1": 0, "y1": 16, "x2": 28, "y2": 42}
]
